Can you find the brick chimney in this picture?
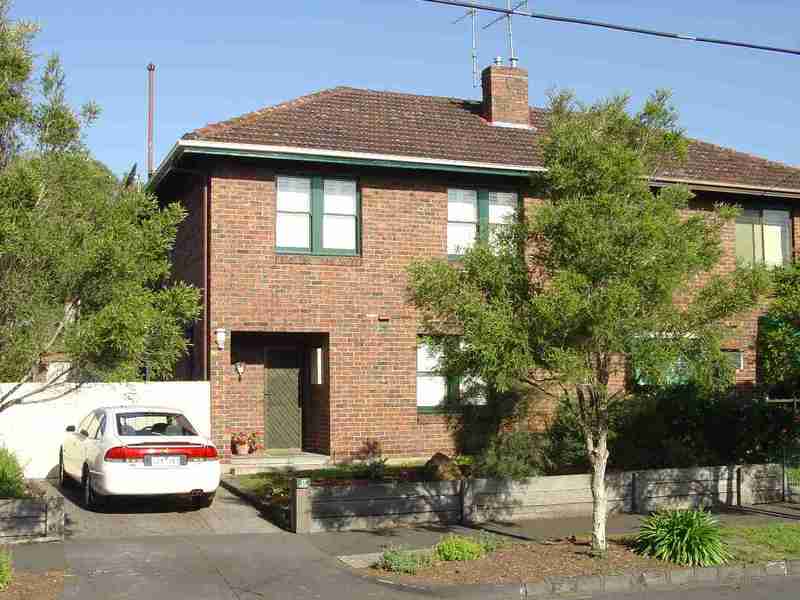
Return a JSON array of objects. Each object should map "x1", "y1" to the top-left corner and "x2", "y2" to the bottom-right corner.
[{"x1": 481, "y1": 61, "x2": 530, "y2": 128}]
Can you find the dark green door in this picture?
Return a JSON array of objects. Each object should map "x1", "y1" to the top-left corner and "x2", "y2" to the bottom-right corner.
[{"x1": 265, "y1": 349, "x2": 303, "y2": 449}]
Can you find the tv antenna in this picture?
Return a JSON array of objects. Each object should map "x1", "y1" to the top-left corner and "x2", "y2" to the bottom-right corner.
[
  {"x1": 482, "y1": 0, "x2": 528, "y2": 68},
  {"x1": 452, "y1": 7, "x2": 479, "y2": 87}
]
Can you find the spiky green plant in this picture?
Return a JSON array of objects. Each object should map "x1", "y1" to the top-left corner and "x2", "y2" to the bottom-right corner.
[{"x1": 634, "y1": 509, "x2": 732, "y2": 566}]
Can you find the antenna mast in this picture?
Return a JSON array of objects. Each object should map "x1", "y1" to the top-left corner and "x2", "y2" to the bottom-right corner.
[
  {"x1": 483, "y1": 0, "x2": 528, "y2": 67},
  {"x1": 452, "y1": 7, "x2": 480, "y2": 87}
]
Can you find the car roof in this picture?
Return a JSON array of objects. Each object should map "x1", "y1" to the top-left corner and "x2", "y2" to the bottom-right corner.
[{"x1": 99, "y1": 406, "x2": 187, "y2": 416}]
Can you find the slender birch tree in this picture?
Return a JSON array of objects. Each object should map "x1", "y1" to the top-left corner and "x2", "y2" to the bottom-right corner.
[{"x1": 408, "y1": 90, "x2": 768, "y2": 553}]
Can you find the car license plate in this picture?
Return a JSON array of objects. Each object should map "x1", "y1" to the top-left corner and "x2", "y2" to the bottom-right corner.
[{"x1": 149, "y1": 455, "x2": 182, "y2": 467}]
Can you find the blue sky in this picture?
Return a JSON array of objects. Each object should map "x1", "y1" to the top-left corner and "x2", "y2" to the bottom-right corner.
[{"x1": 18, "y1": 1, "x2": 800, "y2": 177}]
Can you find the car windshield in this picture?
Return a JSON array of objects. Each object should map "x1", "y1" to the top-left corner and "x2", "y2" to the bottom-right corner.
[{"x1": 116, "y1": 412, "x2": 198, "y2": 437}]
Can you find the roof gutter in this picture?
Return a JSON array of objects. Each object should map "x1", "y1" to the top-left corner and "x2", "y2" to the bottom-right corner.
[
  {"x1": 148, "y1": 139, "x2": 800, "y2": 199},
  {"x1": 650, "y1": 176, "x2": 800, "y2": 199},
  {"x1": 148, "y1": 139, "x2": 542, "y2": 191}
]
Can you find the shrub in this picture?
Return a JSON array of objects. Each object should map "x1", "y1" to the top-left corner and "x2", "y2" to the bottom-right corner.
[
  {"x1": 634, "y1": 510, "x2": 732, "y2": 567},
  {"x1": 473, "y1": 431, "x2": 543, "y2": 480},
  {"x1": 0, "y1": 448, "x2": 25, "y2": 499},
  {"x1": 434, "y1": 535, "x2": 484, "y2": 562},
  {"x1": 377, "y1": 547, "x2": 432, "y2": 574},
  {"x1": 476, "y1": 531, "x2": 507, "y2": 554},
  {"x1": 0, "y1": 549, "x2": 11, "y2": 590}
]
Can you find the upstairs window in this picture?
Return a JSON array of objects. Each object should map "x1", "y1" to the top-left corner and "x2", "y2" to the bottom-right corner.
[
  {"x1": 447, "y1": 188, "x2": 517, "y2": 257},
  {"x1": 736, "y1": 208, "x2": 791, "y2": 267},
  {"x1": 276, "y1": 175, "x2": 359, "y2": 255}
]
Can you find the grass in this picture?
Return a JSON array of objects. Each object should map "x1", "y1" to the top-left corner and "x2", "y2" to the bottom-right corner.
[
  {"x1": 722, "y1": 522, "x2": 800, "y2": 563},
  {"x1": 0, "y1": 549, "x2": 12, "y2": 590}
]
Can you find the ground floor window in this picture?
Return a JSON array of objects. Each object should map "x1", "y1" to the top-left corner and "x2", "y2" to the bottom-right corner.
[{"x1": 416, "y1": 337, "x2": 486, "y2": 411}]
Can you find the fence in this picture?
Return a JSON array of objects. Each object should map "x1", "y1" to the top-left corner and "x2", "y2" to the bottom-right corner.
[
  {"x1": 289, "y1": 463, "x2": 784, "y2": 533},
  {"x1": 0, "y1": 382, "x2": 211, "y2": 479}
]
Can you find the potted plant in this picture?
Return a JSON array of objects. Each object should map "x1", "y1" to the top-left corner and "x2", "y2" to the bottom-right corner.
[
  {"x1": 230, "y1": 432, "x2": 249, "y2": 456},
  {"x1": 231, "y1": 432, "x2": 263, "y2": 455},
  {"x1": 246, "y1": 432, "x2": 263, "y2": 455}
]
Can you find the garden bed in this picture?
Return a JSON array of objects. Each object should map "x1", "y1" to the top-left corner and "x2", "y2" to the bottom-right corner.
[
  {"x1": 362, "y1": 523, "x2": 800, "y2": 587},
  {"x1": 364, "y1": 537, "x2": 665, "y2": 585},
  {"x1": 0, "y1": 569, "x2": 63, "y2": 600},
  {"x1": 0, "y1": 481, "x2": 64, "y2": 542},
  {"x1": 229, "y1": 464, "x2": 434, "y2": 530}
]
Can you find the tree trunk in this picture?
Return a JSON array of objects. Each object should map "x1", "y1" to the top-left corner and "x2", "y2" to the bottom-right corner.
[{"x1": 589, "y1": 428, "x2": 610, "y2": 554}]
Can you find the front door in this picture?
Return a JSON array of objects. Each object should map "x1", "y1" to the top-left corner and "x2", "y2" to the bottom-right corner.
[{"x1": 265, "y1": 348, "x2": 303, "y2": 449}]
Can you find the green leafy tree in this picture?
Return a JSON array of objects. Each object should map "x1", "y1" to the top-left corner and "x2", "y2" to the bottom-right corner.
[
  {"x1": 408, "y1": 90, "x2": 768, "y2": 553},
  {"x1": 0, "y1": 1, "x2": 199, "y2": 409},
  {"x1": 759, "y1": 263, "x2": 800, "y2": 395}
]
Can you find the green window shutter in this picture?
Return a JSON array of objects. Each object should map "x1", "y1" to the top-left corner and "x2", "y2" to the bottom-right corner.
[
  {"x1": 446, "y1": 375, "x2": 462, "y2": 403},
  {"x1": 477, "y1": 189, "x2": 490, "y2": 242},
  {"x1": 310, "y1": 176, "x2": 324, "y2": 253}
]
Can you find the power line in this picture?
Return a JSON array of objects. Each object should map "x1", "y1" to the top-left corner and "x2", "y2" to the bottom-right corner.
[{"x1": 422, "y1": 0, "x2": 800, "y2": 57}]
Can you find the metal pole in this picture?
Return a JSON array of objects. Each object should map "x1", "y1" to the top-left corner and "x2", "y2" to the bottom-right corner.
[
  {"x1": 471, "y1": 8, "x2": 478, "y2": 86},
  {"x1": 506, "y1": 0, "x2": 516, "y2": 67},
  {"x1": 147, "y1": 63, "x2": 156, "y2": 179}
]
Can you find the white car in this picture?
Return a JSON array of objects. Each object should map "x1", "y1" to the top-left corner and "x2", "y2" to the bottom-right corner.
[{"x1": 59, "y1": 406, "x2": 220, "y2": 510}]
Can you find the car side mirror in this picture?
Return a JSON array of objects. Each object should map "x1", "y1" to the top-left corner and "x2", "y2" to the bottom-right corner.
[{"x1": 66, "y1": 425, "x2": 76, "y2": 433}]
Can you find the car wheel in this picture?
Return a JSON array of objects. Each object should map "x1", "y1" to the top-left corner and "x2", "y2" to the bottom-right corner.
[
  {"x1": 193, "y1": 492, "x2": 215, "y2": 509},
  {"x1": 58, "y1": 450, "x2": 70, "y2": 488},
  {"x1": 82, "y1": 466, "x2": 105, "y2": 511}
]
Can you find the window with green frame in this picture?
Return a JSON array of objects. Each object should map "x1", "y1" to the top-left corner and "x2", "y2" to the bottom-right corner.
[
  {"x1": 447, "y1": 188, "x2": 517, "y2": 257},
  {"x1": 276, "y1": 175, "x2": 360, "y2": 255},
  {"x1": 416, "y1": 337, "x2": 486, "y2": 413}
]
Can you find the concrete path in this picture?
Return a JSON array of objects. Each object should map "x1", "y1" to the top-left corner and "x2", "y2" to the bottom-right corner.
[
  {"x1": 39, "y1": 479, "x2": 282, "y2": 539},
  {"x1": 59, "y1": 534, "x2": 433, "y2": 600}
]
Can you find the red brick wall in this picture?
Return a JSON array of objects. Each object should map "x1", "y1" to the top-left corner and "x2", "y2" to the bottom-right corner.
[
  {"x1": 167, "y1": 176, "x2": 206, "y2": 381},
  {"x1": 167, "y1": 159, "x2": 797, "y2": 460},
  {"x1": 481, "y1": 65, "x2": 530, "y2": 126},
  {"x1": 204, "y1": 163, "x2": 510, "y2": 459}
]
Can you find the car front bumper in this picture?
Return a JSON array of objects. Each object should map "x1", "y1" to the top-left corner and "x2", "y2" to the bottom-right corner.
[{"x1": 92, "y1": 461, "x2": 221, "y2": 496}]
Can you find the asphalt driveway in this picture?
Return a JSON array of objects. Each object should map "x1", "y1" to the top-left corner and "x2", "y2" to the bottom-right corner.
[{"x1": 38, "y1": 479, "x2": 282, "y2": 539}]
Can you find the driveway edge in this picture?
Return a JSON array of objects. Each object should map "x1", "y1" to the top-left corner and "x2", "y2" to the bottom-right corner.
[
  {"x1": 220, "y1": 477, "x2": 290, "y2": 530},
  {"x1": 347, "y1": 556, "x2": 800, "y2": 598}
]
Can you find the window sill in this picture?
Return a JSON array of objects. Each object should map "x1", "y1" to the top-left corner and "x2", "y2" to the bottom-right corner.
[
  {"x1": 417, "y1": 406, "x2": 462, "y2": 416},
  {"x1": 275, "y1": 253, "x2": 362, "y2": 267}
]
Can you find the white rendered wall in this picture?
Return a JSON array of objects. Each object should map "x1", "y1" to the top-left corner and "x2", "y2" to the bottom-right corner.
[{"x1": 0, "y1": 382, "x2": 211, "y2": 479}]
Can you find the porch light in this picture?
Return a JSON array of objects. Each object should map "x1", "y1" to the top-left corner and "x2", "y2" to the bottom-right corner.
[
  {"x1": 214, "y1": 328, "x2": 227, "y2": 351},
  {"x1": 234, "y1": 361, "x2": 246, "y2": 380}
]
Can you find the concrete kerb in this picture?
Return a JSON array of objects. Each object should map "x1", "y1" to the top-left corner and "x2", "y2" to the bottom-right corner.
[{"x1": 342, "y1": 554, "x2": 800, "y2": 598}]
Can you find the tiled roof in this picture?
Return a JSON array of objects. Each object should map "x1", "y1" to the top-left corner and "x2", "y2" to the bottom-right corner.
[{"x1": 184, "y1": 86, "x2": 800, "y2": 192}]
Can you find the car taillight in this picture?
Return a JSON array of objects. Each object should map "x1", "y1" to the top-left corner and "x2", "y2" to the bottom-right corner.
[
  {"x1": 188, "y1": 446, "x2": 219, "y2": 462},
  {"x1": 104, "y1": 446, "x2": 144, "y2": 463},
  {"x1": 104, "y1": 445, "x2": 219, "y2": 463}
]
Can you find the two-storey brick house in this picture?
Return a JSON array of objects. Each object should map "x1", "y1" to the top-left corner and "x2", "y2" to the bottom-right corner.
[{"x1": 152, "y1": 63, "x2": 800, "y2": 464}]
